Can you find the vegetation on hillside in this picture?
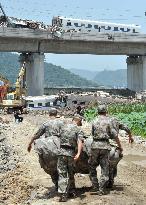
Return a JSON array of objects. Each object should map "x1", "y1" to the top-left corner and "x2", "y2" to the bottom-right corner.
[
  {"x1": 0, "y1": 52, "x2": 19, "y2": 83},
  {"x1": 0, "y1": 52, "x2": 98, "y2": 87},
  {"x1": 93, "y1": 69, "x2": 127, "y2": 87},
  {"x1": 44, "y1": 63, "x2": 98, "y2": 87}
]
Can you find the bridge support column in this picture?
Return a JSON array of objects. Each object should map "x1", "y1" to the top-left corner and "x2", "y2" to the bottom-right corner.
[
  {"x1": 19, "y1": 52, "x2": 44, "y2": 96},
  {"x1": 141, "y1": 56, "x2": 146, "y2": 90},
  {"x1": 126, "y1": 56, "x2": 144, "y2": 92}
]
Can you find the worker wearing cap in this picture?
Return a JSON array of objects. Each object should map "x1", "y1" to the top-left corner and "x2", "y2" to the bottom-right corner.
[
  {"x1": 27, "y1": 108, "x2": 65, "y2": 152},
  {"x1": 88, "y1": 104, "x2": 122, "y2": 195},
  {"x1": 27, "y1": 108, "x2": 65, "y2": 190},
  {"x1": 57, "y1": 116, "x2": 84, "y2": 202},
  {"x1": 107, "y1": 117, "x2": 133, "y2": 188}
]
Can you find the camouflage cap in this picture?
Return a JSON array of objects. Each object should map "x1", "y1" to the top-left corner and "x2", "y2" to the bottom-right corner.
[
  {"x1": 97, "y1": 105, "x2": 107, "y2": 114},
  {"x1": 48, "y1": 108, "x2": 57, "y2": 116}
]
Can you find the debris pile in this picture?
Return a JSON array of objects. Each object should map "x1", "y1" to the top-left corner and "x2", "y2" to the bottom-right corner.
[
  {"x1": 0, "y1": 122, "x2": 17, "y2": 173},
  {"x1": 0, "y1": 121, "x2": 32, "y2": 205}
]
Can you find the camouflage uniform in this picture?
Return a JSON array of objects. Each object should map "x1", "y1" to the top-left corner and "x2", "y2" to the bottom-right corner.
[
  {"x1": 33, "y1": 118, "x2": 65, "y2": 189},
  {"x1": 89, "y1": 115, "x2": 117, "y2": 192},
  {"x1": 107, "y1": 117, "x2": 131, "y2": 187},
  {"x1": 38, "y1": 153, "x2": 59, "y2": 189},
  {"x1": 111, "y1": 117, "x2": 131, "y2": 135},
  {"x1": 57, "y1": 123, "x2": 84, "y2": 194},
  {"x1": 33, "y1": 119, "x2": 65, "y2": 140}
]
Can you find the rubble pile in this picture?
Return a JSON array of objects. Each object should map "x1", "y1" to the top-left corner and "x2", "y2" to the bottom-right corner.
[
  {"x1": 26, "y1": 107, "x2": 76, "y2": 118},
  {"x1": 0, "y1": 123, "x2": 17, "y2": 173},
  {"x1": 0, "y1": 121, "x2": 32, "y2": 205}
]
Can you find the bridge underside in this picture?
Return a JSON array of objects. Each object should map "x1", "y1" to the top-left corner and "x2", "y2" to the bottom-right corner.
[
  {"x1": 19, "y1": 52, "x2": 146, "y2": 96},
  {"x1": 0, "y1": 38, "x2": 146, "y2": 55}
]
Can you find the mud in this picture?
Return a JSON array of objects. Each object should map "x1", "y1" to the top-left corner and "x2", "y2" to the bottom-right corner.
[{"x1": 1, "y1": 114, "x2": 146, "y2": 205}]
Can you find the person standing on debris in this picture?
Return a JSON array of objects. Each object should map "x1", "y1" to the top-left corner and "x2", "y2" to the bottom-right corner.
[
  {"x1": 107, "y1": 117, "x2": 133, "y2": 188},
  {"x1": 88, "y1": 104, "x2": 122, "y2": 195},
  {"x1": 75, "y1": 105, "x2": 84, "y2": 117},
  {"x1": 57, "y1": 116, "x2": 84, "y2": 202},
  {"x1": 76, "y1": 105, "x2": 82, "y2": 115}
]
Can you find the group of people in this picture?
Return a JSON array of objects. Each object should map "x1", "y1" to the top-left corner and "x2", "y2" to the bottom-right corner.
[{"x1": 27, "y1": 105, "x2": 133, "y2": 202}]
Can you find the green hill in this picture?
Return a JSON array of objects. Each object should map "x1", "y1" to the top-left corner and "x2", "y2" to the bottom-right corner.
[
  {"x1": 0, "y1": 52, "x2": 19, "y2": 84},
  {"x1": 93, "y1": 69, "x2": 127, "y2": 87},
  {"x1": 44, "y1": 63, "x2": 97, "y2": 87},
  {"x1": 0, "y1": 52, "x2": 98, "y2": 87}
]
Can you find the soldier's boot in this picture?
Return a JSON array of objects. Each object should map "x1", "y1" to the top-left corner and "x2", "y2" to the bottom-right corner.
[
  {"x1": 68, "y1": 179, "x2": 76, "y2": 197},
  {"x1": 113, "y1": 167, "x2": 117, "y2": 177},
  {"x1": 98, "y1": 188, "x2": 108, "y2": 196},
  {"x1": 90, "y1": 181, "x2": 99, "y2": 192},
  {"x1": 55, "y1": 182, "x2": 58, "y2": 191},
  {"x1": 91, "y1": 185, "x2": 99, "y2": 192},
  {"x1": 59, "y1": 193, "x2": 68, "y2": 202},
  {"x1": 106, "y1": 180, "x2": 114, "y2": 189},
  {"x1": 69, "y1": 189, "x2": 76, "y2": 198}
]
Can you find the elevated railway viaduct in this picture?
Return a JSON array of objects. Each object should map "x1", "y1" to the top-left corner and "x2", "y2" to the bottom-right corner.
[{"x1": 0, "y1": 27, "x2": 146, "y2": 95}]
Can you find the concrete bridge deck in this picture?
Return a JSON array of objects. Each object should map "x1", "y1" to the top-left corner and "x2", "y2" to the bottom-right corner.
[{"x1": 0, "y1": 27, "x2": 146, "y2": 54}]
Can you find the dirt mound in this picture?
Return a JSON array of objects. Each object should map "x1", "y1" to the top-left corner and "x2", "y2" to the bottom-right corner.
[{"x1": 0, "y1": 122, "x2": 32, "y2": 205}]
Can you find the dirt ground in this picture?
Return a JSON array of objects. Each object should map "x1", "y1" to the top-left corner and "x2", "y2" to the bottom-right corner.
[{"x1": 1, "y1": 114, "x2": 146, "y2": 205}]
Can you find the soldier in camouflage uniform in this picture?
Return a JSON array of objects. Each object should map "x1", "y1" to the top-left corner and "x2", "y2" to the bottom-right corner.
[
  {"x1": 88, "y1": 105, "x2": 123, "y2": 195},
  {"x1": 57, "y1": 116, "x2": 84, "y2": 202},
  {"x1": 107, "y1": 117, "x2": 133, "y2": 188},
  {"x1": 27, "y1": 108, "x2": 65, "y2": 191}
]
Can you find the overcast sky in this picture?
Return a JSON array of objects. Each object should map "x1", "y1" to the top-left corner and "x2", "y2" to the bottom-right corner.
[{"x1": 1, "y1": 0, "x2": 146, "y2": 71}]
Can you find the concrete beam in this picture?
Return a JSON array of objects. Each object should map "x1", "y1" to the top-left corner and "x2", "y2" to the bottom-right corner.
[
  {"x1": 0, "y1": 27, "x2": 52, "y2": 40},
  {"x1": 0, "y1": 38, "x2": 39, "y2": 52},
  {"x1": 0, "y1": 38, "x2": 146, "y2": 55},
  {"x1": 39, "y1": 40, "x2": 146, "y2": 55},
  {"x1": 1, "y1": 27, "x2": 146, "y2": 54},
  {"x1": 1, "y1": 27, "x2": 146, "y2": 43}
]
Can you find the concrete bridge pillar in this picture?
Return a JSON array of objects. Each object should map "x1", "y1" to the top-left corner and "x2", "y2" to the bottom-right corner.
[
  {"x1": 141, "y1": 56, "x2": 146, "y2": 90},
  {"x1": 19, "y1": 52, "x2": 44, "y2": 96},
  {"x1": 126, "y1": 56, "x2": 143, "y2": 92}
]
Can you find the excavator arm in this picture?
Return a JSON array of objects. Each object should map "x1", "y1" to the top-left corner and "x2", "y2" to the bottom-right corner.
[
  {"x1": 0, "y1": 3, "x2": 6, "y2": 17},
  {"x1": 15, "y1": 62, "x2": 26, "y2": 100}
]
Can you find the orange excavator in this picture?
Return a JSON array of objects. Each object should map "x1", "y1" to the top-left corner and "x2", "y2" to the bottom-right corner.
[{"x1": 0, "y1": 75, "x2": 10, "y2": 102}]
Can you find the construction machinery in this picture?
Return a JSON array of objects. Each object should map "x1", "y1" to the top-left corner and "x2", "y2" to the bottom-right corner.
[
  {"x1": 0, "y1": 3, "x2": 9, "y2": 27},
  {"x1": 0, "y1": 75, "x2": 10, "y2": 102},
  {"x1": 1, "y1": 62, "x2": 26, "y2": 113}
]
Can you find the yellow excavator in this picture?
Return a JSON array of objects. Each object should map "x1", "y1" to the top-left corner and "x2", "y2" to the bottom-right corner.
[{"x1": 1, "y1": 62, "x2": 26, "y2": 113}]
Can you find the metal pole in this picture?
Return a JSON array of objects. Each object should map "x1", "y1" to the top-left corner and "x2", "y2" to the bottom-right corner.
[{"x1": 0, "y1": 3, "x2": 6, "y2": 17}]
